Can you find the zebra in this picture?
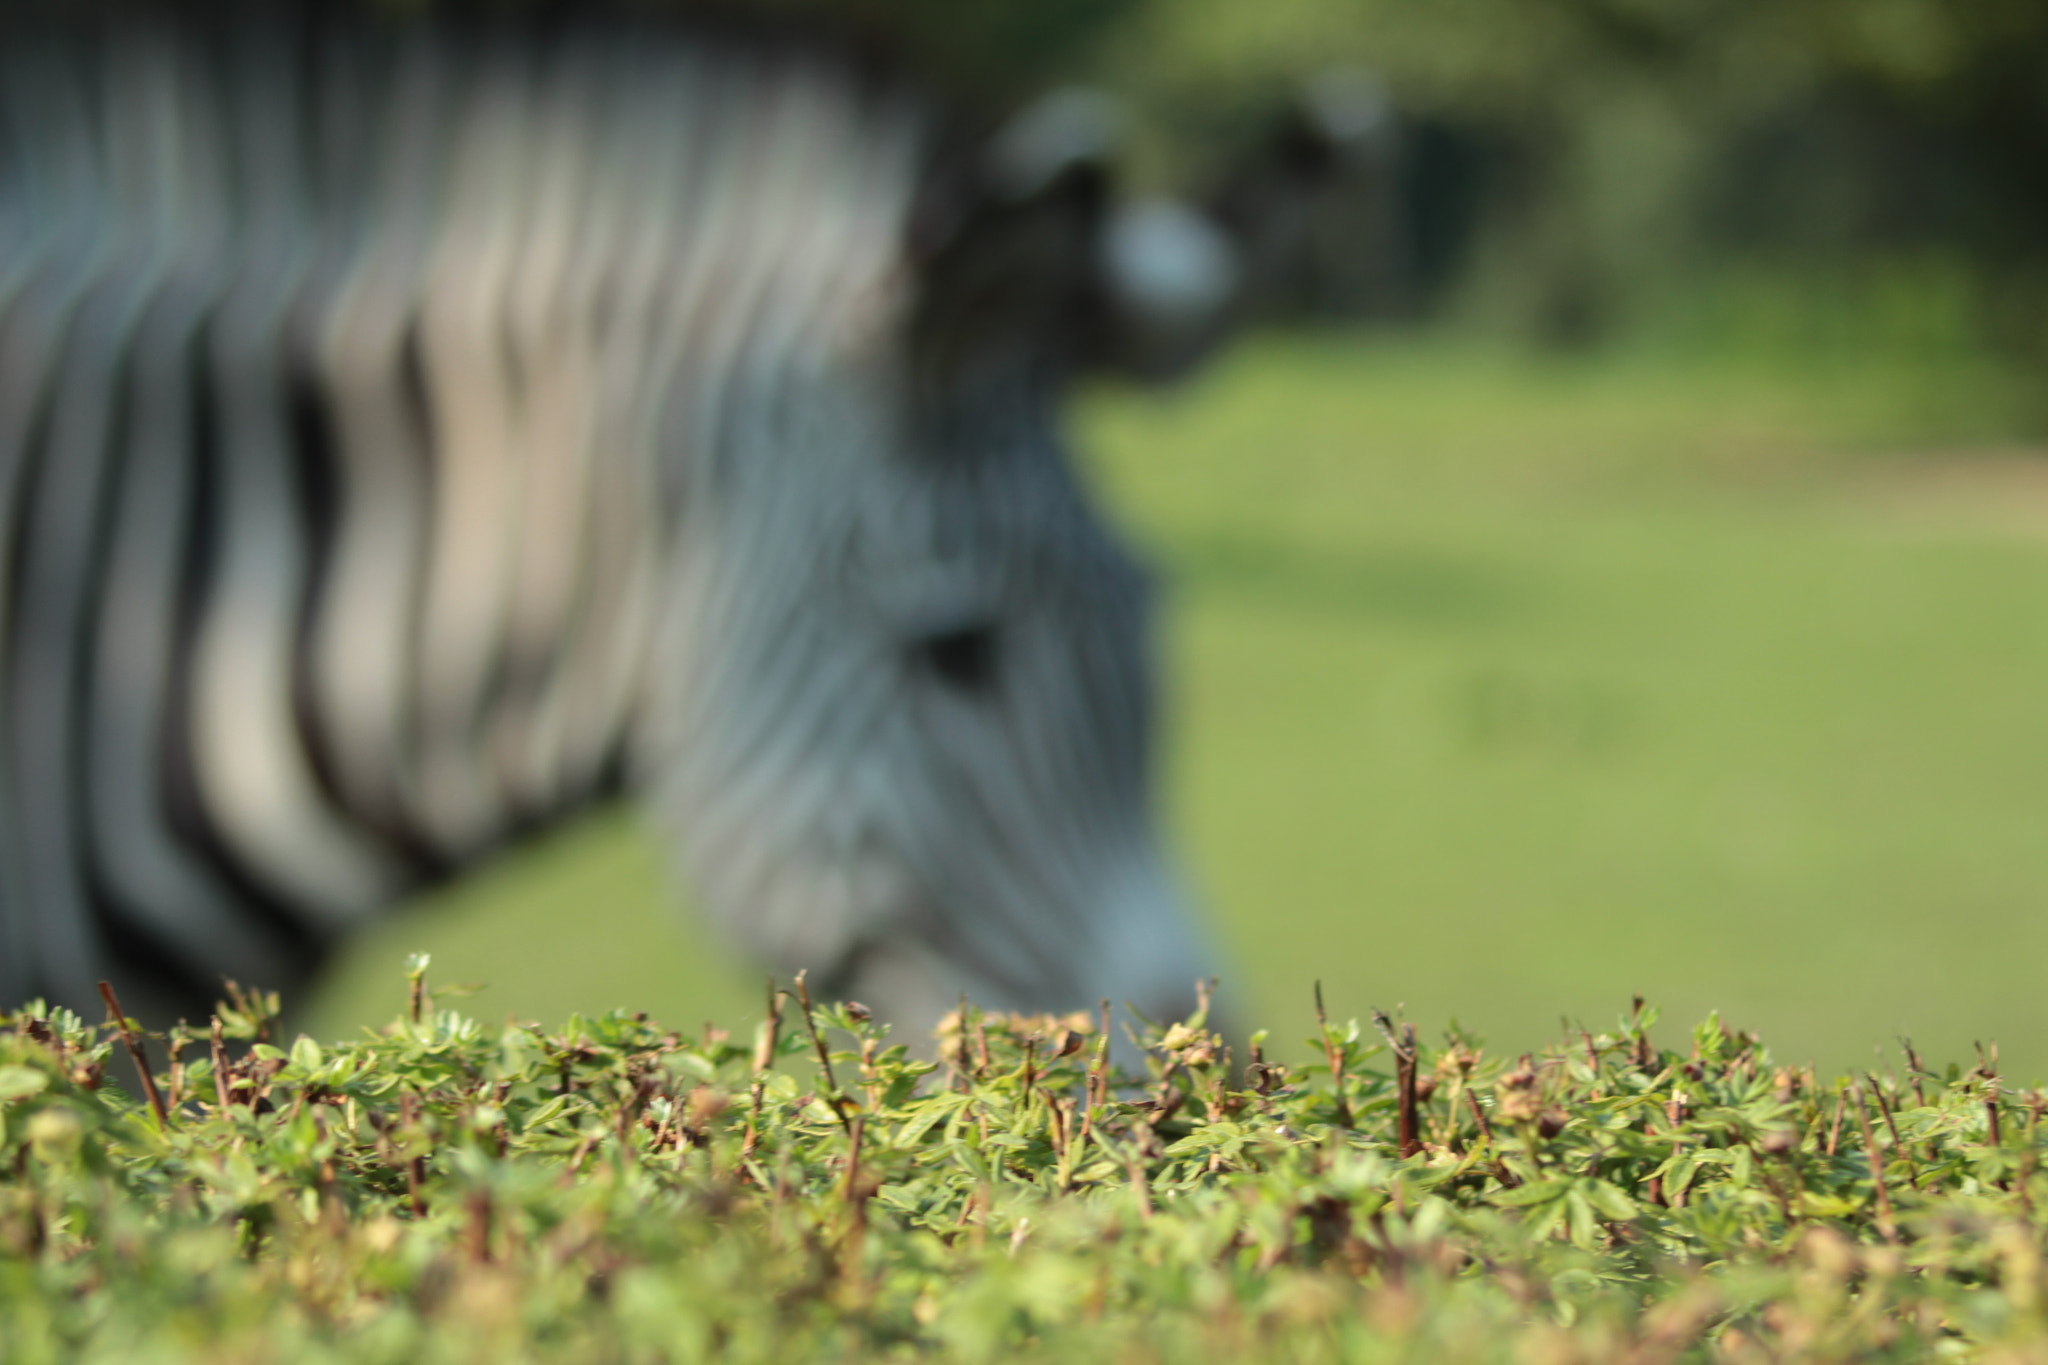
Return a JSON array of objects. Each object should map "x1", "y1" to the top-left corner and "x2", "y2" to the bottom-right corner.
[{"x1": 0, "y1": 4, "x2": 1249, "y2": 1042}]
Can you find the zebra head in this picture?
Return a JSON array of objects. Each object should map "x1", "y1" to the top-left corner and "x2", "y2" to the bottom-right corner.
[
  {"x1": 0, "y1": 15, "x2": 1259, "y2": 1044},
  {"x1": 639, "y1": 102, "x2": 1223, "y2": 1041}
]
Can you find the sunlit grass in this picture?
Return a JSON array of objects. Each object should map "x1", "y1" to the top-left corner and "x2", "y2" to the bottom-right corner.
[{"x1": 310, "y1": 331, "x2": 2048, "y2": 1077}]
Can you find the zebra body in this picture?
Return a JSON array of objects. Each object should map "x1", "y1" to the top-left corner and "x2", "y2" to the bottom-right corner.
[{"x1": 0, "y1": 6, "x2": 1219, "y2": 1036}]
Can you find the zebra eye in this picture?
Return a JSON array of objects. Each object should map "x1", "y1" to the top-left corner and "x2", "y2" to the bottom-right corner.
[{"x1": 913, "y1": 620, "x2": 1000, "y2": 695}]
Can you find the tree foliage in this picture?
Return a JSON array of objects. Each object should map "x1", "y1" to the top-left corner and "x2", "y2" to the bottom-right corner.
[{"x1": 1089, "y1": 0, "x2": 2048, "y2": 343}]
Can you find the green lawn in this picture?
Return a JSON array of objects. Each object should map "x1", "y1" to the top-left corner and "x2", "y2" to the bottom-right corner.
[{"x1": 308, "y1": 333, "x2": 2048, "y2": 1079}]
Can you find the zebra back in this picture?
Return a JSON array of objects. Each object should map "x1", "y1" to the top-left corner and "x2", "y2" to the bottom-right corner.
[{"x1": 0, "y1": 7, "x2": 948, "y2": 1021}]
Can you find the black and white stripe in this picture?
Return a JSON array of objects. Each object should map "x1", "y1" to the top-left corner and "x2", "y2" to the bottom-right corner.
[{"x1": 0, "y1": 5, "x2": 1224, "y2": 1037}]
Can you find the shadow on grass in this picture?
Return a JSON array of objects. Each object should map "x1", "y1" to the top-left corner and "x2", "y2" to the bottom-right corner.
[{"x1": 1167, "y1": 531, "x2": 1525, "y2": 626}]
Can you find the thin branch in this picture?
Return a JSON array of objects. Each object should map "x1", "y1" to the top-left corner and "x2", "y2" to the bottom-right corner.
[
  {"x1": 794, "y1": 971, "x2": 851, "y2": 1131},
  {"x1": 97, "y1": 981, "x2": 169, "y2": 1129}
]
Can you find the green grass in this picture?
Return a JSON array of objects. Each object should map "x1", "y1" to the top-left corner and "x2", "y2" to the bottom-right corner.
[{"x1": 310, "y1": 333, "x2": 2048, "y2": 1079}]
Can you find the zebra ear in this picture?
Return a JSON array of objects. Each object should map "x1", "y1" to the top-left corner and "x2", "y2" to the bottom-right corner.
[
  {"x1": 910, "y1": 87, "x2": 1309, "y2": 388},
  {"x1": 1199, "y1": 67, "x2": 1401, "y2": 323},
  {"x1": 906, "y1": 89, "x2": 1121, "y2": 379},
  {"x1": 1081, "y1": 67, "x2": 1398, "y2": 383},
  {"x1": 1087, "y1": 196, "x2": 1241, "y2": 383}
]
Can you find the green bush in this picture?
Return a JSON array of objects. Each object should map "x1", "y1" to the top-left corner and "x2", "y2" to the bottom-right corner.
[{"x1": 4, "y1": 963, "x2": 2046, "y2": 1363}]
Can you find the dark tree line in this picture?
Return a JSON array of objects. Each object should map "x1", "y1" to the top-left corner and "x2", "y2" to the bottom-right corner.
[{"x1": 1082, "y1": 0, "x2": 2048, "y2": 349}]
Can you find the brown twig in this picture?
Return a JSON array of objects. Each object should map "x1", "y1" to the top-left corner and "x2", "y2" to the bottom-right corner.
[
  {"x1": 1126, "y1": 1152, "x2": 1154, "y2": 1222},
  {"x1": 1373, "y1": 1012, "x2": 1423, "y2": 1159},
  {"x1": 1400, "y1": 1023, "x2": 1423, "y2": 1156},
  {"x1": 742, "y1": 1078, "x2": 768, "y2": 1164},
  {"x1": 1465, "y1": 1087, "x2": 1518, "y2": 1189},
  {"x1": 407, "y1": 965, "x2": 428, "y2": 1026},
  {"x1": 793, "y1": 971, "x2": 851, "y2": 1131},
  {"x1": 1851, "y1": 1082, "x2": 1898, "y2": 1242},
  {"x1": 1085, "y1": 999, "x2": 1111, "y2": 1117},
  {"x1": 1315, "y1": 982, "x2": 1352, "y2": 1128},
  {"x1": 1466, "y1": 1086, "x2": 1496, "y2": 1146},
  {"x1": 1630, "y1": 994, "x2": 1657, "y2": 1071},
  {"x1": 841, "y1": 1113, "x2": 873, "y2": 1286},
  {"x1": 1898, "y1": 1038, "x2": 1930, "y2": 1108},
  {"x1": 400, "y1": 1090, "x2": 428, "y2": 1216},
  {"x1": 1865, "y1": 1073, "x2": 1919, "y2": 1191},
  {"x1": 1080, "y1": 1047, "x2": 1109, "y2": 1149},
  {"x1": 164, "y1": 1024, "x2": 189, "y2": 1112},
  {"x1": 1985, "y1": 1076, "x2": 2010, "y2": 1191},
  {"x1": 2019, "y1": 1093, "x2": 2043, "y2": 1219},
  {"x1": 97, "y1": 981, "x2": 169, "y2": 1129},
  {"x1": 751, "y1": 978, "x2": 785, "y2": 1073},
  {"x1": 210, "y1": 1015, "x2": 234, "y2": 1114},
  {"x1": 840, "y1": 1113, "x2": 867, "y2": 1206},
  {"x1": 950, "y1": 994, "x2": 974, "y2": 1090},
  {"x1": 1020, "y1": 1037, "x2": 1039, "y2": 1111}
]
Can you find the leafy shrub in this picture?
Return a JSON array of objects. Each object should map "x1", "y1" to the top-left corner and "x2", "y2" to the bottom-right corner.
[{"x1": 3, "y1": 963, "x2": 2045, "y2": 1363}]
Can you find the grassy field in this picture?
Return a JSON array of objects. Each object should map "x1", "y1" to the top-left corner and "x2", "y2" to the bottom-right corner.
[{"x1": 308, "y1": 332, "x2": 2048, "y2": 1079}]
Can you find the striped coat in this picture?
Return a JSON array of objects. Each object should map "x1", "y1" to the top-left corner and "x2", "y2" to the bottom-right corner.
[{"x1": 0, "y1": 5, "x2": 1221, "y2": 1037}]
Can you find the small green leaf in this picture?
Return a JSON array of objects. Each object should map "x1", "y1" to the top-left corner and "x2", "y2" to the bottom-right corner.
[
  {"x1": 894, "y1": 1093, "x2": 973, "y2": 1149},
  {"x1": 1564, "y1": 1189, "x2": 1598, "y2": 1247},
  {"x1": 1578, "y1": 1178, "x2": 1637, "y2": 1222},
  {"x1": 0, "y1": 1065, "x2": 49, "y2": 1101},
  {"x1": 1492, "y1": 1177, "x2": 1570, "y2": 1208}
]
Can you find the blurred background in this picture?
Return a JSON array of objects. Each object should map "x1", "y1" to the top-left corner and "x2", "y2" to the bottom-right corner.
[{"x1": 313, "y1": 0, "x2": 2048, "y2": 1077}]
